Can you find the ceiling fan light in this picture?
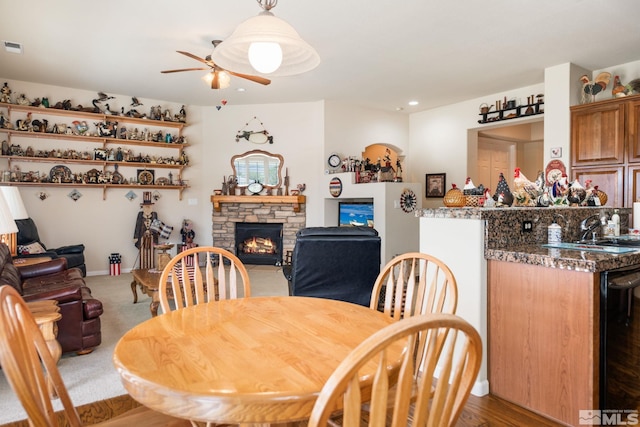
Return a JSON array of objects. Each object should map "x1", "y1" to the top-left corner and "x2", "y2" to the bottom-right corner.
[
  {"x1": 248, "y1": 42, "x2": 282, "y2": 74},
  {"x1": 211, "y1": 11, "x2": 319, "y2": 77},
  {"x1": 203, "y1": 70, "x2": 231, "y2": 90}
]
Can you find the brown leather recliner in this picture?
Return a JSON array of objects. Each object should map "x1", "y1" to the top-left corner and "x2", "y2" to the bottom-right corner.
[{"x1": 0, "y1": 243, "x2": 102, "y2": 354}]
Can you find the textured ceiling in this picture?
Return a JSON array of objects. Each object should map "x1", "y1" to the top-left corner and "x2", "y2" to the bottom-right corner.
[{"x1": 0, "y1": 0, "x2": 638, "y2": 113}]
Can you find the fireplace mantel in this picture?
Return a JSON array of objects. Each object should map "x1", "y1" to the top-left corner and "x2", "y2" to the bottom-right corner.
[{"x1": 211, "y1": 195, "x2": 306, "y2": 213}]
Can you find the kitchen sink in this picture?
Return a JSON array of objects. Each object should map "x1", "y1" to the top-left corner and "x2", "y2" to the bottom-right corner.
[
  {"x1": 576, "y1": 236, "x2": 640, "y2": 247},
  {"x1": 544, "y1": 242, "x2": 639, "y2": 254}
]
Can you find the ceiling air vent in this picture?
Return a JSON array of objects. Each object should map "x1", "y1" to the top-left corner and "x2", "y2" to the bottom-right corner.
[{"x1": 3, "y1": 41, "x2": 23, "y2": 54}]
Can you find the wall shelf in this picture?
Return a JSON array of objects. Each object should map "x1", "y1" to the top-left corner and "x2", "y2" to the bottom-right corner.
[
  {"x1": 478, "y1": 102, "x2": 544, "y2": 124},
  {"x1": 0, "y1": 101, "x2": 189, "y2": 199},
  {"x1": 211, "y1": 195, "x2": 306, "y2": 213},
  {"x1": 0, "y1": 182, "x2": 188, "y2": 200}
]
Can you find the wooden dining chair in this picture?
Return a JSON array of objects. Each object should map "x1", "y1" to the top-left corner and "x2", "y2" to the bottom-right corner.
[
  {"x1": 370, "y1": 252, "x2": 458, "y2": 320},
  {"x1": 307, "y1": 313, "x2": 482, "y2": 427},
  {"x1": 158, "y1": 246, "x2": 251, "y2": 314},
  {"x1": 0, "y1": 285, "x2": 192, "y2": 427}
]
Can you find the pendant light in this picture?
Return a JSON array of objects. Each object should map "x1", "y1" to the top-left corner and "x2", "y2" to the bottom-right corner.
[{"x1": 212, "y1": 0, "x2": 320, "y2": 77}]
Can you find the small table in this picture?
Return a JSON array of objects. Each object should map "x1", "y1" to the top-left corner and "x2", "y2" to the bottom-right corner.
[
  {"x1": 26, "y1": 300, "x2": 62, "y2": 397},
  {"x1": 130, "y1": 268, "x2": 163, "y2": 317},
  {"x1": 113, "y1": 296, "x2": 399, "y2": 425}
]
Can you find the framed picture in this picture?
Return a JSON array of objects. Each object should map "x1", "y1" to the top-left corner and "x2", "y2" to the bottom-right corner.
[
  {"x1": 550, "y1": 147, "x2": 562, "y2": 158},
  {"x1": 426, "y1": 173, "x2": 446, "y2": 198}
]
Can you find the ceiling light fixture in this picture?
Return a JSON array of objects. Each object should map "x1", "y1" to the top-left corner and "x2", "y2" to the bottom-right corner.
[
  {"x1": 203, "y1": 69, "x2": 232, "y2": 89},
  {"x1": 212, "y1": 0, "x2": 320, "y2": 76}
]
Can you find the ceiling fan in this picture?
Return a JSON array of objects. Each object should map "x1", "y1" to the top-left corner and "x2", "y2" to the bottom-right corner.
[{"x1": 161, "y1": 41, "x2": 271, "y2": 89}]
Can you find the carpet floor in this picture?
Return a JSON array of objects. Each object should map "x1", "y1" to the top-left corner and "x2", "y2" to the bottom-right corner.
[{"x1": 0, "y1": 265, "x2": 289, "y2": 425}]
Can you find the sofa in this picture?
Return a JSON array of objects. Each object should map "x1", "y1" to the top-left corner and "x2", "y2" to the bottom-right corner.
[
  {"x1": 283, "y1": 226, "x2": 382, "y2": 306},
  {"x1": 0, "y1": 243, "x2": 102, "y2": 355},
  {"x1": 15, "y1": 217, "x2": 87, "y2": 276}
]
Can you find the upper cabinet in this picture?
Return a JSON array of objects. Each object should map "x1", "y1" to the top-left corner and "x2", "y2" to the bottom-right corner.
[
  {"x1": 571, "y1": 94, "x2": 640, "y2": 207},
  {"x1": 625, "y1": 98, "x2": 640, "y2": 162},
  {"x1": 571, "y1": 99, "x2": 626, "y2": 166}
]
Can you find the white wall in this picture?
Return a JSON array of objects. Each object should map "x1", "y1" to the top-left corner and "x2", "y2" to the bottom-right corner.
[
  {"x1": 324, "y1": 100, "x2": 409, "y2": 161},
  {"x1": 408, "y1": 83, "x2": 545, "y2": 209},
  {"x1": 201, "y1": 101, "x2": 325, "y2": 227}
]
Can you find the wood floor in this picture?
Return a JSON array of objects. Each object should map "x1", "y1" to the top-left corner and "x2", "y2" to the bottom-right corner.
[{"x1": 0, "y1": 392, "x2": 566, "y2": 427}]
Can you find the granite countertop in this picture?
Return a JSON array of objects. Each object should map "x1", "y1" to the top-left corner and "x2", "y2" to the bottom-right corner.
[
  {"x1": 417, "y1": 206, "x2": 640, "y2": 273},
  {"x1": 486, "y1": 244, "x2": 640, "y2": 273}
]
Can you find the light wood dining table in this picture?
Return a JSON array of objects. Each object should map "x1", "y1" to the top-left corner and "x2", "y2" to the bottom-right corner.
[{"x1": 112, "y1": 295, "x2": 398, "y2": 426}]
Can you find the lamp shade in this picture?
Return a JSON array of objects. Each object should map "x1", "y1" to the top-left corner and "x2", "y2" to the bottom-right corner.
[
  {"x1": 0, "y1": 190, "x2": 18, "y2": 235},
  {"x1": 211, "y1": 10, "x2": 320, "y2": 77},
  {"x1": 0, "y1": 187, "x2": 28, "y2": 219}
]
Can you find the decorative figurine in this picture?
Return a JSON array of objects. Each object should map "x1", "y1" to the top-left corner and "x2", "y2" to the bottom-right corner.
[{"x1": 0, "y1": 82, "x2": 11, "y2": 103}]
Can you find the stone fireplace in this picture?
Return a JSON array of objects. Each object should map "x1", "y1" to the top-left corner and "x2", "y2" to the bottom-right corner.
[
  {"x1": 211, "y1": 195, "x2": 306, "y2": 265},
  {"x1": 235, "y1": 222, "x2": 283, "y2": 265}
]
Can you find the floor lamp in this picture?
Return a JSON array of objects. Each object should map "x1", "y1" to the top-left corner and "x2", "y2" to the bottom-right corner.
[{"x1": 0, "y1": 188, "x2": 19, "y2": 256}]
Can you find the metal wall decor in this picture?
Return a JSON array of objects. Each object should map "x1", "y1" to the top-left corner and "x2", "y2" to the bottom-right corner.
[{"x1": 235, "y1": 116, "x2": 273, "y2": 144}]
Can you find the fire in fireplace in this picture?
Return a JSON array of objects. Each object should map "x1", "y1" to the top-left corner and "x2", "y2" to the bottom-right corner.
[{"x1": 235, "y1": 223, "x2": 283, "y2": 265}]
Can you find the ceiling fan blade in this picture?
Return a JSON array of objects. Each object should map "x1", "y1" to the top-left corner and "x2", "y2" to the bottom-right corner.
[
  {"x1": 177, "y1": 51, "x2": 213, "y2": 67},
  {"x1": 161, "y1": 67, "x2": 209, "y2": 73},
  {"x1": 226, "y1": 70, "x2": 271, "y2": 86}
]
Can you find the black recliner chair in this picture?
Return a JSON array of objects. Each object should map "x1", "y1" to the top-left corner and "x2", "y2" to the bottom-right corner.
[
  {"x1": 15, "y1": 218, "x2": 87, "y2": 276},
  {"x1": 283, "y1": 226, "x2": 381, "y2": 306}
]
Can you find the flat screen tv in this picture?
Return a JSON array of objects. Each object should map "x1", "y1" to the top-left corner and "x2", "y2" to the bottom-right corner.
[{"x1": 338, "y1": 202, "x2": 374, "y2": 227}]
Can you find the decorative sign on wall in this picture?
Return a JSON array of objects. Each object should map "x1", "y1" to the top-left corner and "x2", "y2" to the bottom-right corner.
[{"x1": 329, "y1": 177, "x2": 342, "y2": 197}]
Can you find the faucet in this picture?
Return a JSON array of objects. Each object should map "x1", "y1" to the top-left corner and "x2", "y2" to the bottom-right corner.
[{"x1": 580, "y1": 214, "x2": 602, "y2": 241}]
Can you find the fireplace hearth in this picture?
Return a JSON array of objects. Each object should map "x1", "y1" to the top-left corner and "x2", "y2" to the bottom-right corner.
[{"x1": 235, "y1": 223, "x2": 283, "y2": 265}]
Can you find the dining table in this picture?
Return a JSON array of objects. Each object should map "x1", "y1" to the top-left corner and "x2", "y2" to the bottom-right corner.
[{"x1": 112, "y1": 295, "x2": 399, "y2": 426}]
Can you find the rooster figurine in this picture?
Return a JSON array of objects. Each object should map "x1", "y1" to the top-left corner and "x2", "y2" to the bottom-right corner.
[
  {"x1": 612, "y1": 75, "x2": 629, "y2": 98},
  {"x1": 580, "y1": 72, "x2": 611, "y2": 104},
  {"x1": 463, "y1": 177, "x2": 484, "y2": 196},
  {"x1": 512, "y1": 167, "x2": 541, "y2": 207},
  {"x1": 493, "y1": 172, "x2": 513, "y2": 207},
  {"x1": 567, "y1": 179, "x2": 587, "y2": 206}
]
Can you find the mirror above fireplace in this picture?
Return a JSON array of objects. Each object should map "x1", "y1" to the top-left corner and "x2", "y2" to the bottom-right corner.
[{"x1": 231, "y1": 150, "x2": 284, "y2": 189}]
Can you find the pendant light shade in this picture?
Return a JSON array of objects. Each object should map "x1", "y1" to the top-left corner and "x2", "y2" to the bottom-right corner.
[
  {"x1": 0, "y1": 187, "x2": 28, "y2": 219},
  {"x1": 0, "y1": 188, "x2": 19, "y2": 256},
  {"x1": 212, "y1": 6, "x2": 319, "y2": 77}
]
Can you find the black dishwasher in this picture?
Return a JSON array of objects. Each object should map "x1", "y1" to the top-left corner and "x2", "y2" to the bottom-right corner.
[{"x1": 600, "y1": 265, "x2": 640, "y2": 410}]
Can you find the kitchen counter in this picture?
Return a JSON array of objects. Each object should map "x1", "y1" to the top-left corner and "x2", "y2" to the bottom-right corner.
[
  {"x1": 419, "y1": 206, "x2": 640, "y2": 425},
  {"x1": 418, "y1": 206, "x2": 636, "y2": 272},
  {"x1": 486, "y1": 243, "x2": 640, "y2": 273}
]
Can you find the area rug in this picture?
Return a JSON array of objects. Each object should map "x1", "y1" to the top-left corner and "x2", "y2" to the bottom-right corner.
[{"x1": 0, "y1": 266, "x2": 288, "y2": 424}]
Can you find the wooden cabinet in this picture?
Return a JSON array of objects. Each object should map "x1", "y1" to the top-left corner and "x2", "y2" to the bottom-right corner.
[
  {"x1": 0, "y1": 103, "x2": 189, "y2": 199},
  {"x1": 625, "y1": 98, "x2": 640, "y2": 162},
  {"x1": 488, "y1": 260, "x2": 599, "y2": 426},
  {"x1": 573, "y1": 166, "x2": 624, "y2": 208},
  {"x1": 571, "y1": 94, "x2": 640, "y2": 207},
  {"x1": 571, "y1": 100, "x2": 625, "y2": 166}
]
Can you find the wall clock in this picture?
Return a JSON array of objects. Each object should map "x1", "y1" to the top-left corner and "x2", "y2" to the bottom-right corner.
[
  {"x1": 400, "y1": 188, "x2": 417, "y2": 213},
  {"x1": 329, "y1": 177, "x2": 342, "y2": 197},
  {"x1": 327, "y1": 153, "x2": 342, "y2": 170}
]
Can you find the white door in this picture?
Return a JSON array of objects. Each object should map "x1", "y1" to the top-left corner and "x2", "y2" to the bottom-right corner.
[{"x1": 477, "y1": 139, "x2": 514, "y2": 193}]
